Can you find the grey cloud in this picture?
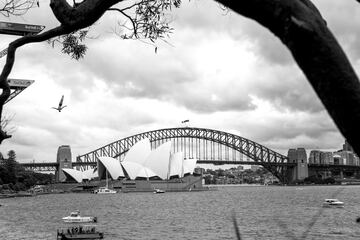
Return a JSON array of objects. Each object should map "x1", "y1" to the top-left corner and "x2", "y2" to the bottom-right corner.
[
  {"x1": 173, "y1": 0, "x2": 294, "y2": 66},
  {"x1": 234, "y1": 112, "x2": 340, "y2": 151},
  {"x1": 249, "y1": 65, "x2": 325, "y2": 113}
]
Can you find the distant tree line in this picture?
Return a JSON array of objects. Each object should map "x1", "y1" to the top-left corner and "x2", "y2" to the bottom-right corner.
[{"x1": 0, "y1": 150, "x2": 54, "y2": 192}]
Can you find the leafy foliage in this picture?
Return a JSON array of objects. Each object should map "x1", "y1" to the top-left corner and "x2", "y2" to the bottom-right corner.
[
  {"x1": 0, "y1": 150, "x2": 54, "y2": 192},
  {"x1": 117, "y1": 0, "x2": 182, "y2": 41},
  {"x1": 60, "y1": 30, "x2": 88, "y2": 60},
  {"x1": 48, "y1": 30, "x2": 89, "y2": 60},
  {"x1": 47, "y1": 0, "x2": 182, "y2": 60}
]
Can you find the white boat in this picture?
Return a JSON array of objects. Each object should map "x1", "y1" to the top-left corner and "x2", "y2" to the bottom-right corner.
[
  {"x1": 94, "y1": 169, "x2": 117, "y2": 194},
  {"x1": 94, "y1": 187, "x2": 117, "y2": 194},
  {"x1": 62, "y1": 210, "x2": 97, "y2": 223},
  {"x1": 153, "y1": 188, "x2": 165, "y2": 194},
  {"x1": 322, "y1": 199, "x2": 344, "y2": 208}
]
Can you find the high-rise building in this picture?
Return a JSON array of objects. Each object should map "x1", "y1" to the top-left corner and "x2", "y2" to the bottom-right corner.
[
  {"x1": 324, "y1": 152, "x2": 334, "y2": 164},
  {"x1": 309, "y1": 150, "x2": 321, "y2": 164},
  {"x1": 319, "y1": 152, "x2": 333, "y2": 164},
  {"x1": 343, "y1": 140, "x2": 354, "y2": 152}
]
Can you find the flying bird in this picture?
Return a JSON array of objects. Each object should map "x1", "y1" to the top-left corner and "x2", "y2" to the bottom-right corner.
[
  {"x1": 181, "y1": 119, "x2": 189, "y2": 123},
  {"x1": 52, "y1": 95, "x2": 67, "y2": 112}
]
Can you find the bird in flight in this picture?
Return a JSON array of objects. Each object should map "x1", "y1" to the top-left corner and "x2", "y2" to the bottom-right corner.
[{"x1": 52, "y1": 95, "x2": 67, "y2": 112}]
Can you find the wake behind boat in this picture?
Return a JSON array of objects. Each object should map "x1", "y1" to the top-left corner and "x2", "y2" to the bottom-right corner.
[
  {"x1": 322, "y1": 199, "x2": 344, "y2": 208},
  {"x1": 62, "y1": 210, "x2": 97, "y2": 223}
]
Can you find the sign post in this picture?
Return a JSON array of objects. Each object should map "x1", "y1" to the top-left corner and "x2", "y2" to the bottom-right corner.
[
  {"x1": 5, "y1": 78, "x2": 35, "y2": 104},
  {"x1": 0, "y1": 21, "x2": 45, "y2": 59},
  {"x1": 0, "y1": 21, "x2": 45, "y2": 36}
]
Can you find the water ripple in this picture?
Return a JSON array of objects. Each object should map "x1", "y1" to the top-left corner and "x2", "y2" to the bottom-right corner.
[{"x1": 1, "y1": 185, "x2": 360, "y2": 239}]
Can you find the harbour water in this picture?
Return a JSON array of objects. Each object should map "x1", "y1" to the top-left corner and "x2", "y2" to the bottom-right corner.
[{"x1": 1, "y1": 185, "x2": 360, "y2": 239}]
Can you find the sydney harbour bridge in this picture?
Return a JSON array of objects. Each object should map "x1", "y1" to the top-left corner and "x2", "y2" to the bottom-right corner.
[
  {"x1": 21, "y1": 127, "x2": 295, "y2": 183},
  {"x1": 21, "y1": 127, "x2": 360, "y2": 184}
]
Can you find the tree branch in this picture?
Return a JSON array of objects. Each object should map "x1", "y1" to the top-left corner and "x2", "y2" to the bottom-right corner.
[
  {"x1": 109, "y1": 7, "x2": 138, "y2": 38},
  {"x1": 0, "y1": 25, "x2": 73, "y2": 143},
  {"x1": 0, "y1": 0, "x2": 37, "y2": 17},
  {"x1": 215, "y1": 0, "x2": 360, "y2": 156}
]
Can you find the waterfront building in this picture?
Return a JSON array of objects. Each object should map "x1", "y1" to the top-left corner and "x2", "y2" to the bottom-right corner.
[
  {"x1": 320, "y1": 152, "x2": 333, "y2": 165},
  {"x1": 335, "y1": 150, "x2": 357, "y2": 166},
  {"x1": 309, "y1": 150, "x2": 320, "y2": 164},
  {"x1": 343, "y1": 140, "x2": 354, "y2": 152},
  {"x1": 309, "y1": 150, "x2": 333, "y2": 165},
  {"x1": 333, "y1": 154, "x2": 343, "y2": 165}
]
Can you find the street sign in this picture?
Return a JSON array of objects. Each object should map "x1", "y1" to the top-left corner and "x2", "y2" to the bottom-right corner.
[
  {"x1": 0, "y1": 21, "x2": 45, "y2": 36},
  {"x1": 0, "y1": 48, "x2": 7, "y2": 58},
  {"x1": 5, "y1": 78, "x2": 35, "y2": 104},
  {"x1": 7, "y1": 78, "x2": 34, "y2": 88}
]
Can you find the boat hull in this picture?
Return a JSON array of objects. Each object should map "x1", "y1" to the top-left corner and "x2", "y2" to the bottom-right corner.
[
  {"x1": 322, "y1": 204, "x2": 344, "y2": 208},
  {"x1": 94, "y1": 187, "x2": 117, "y2": 194},
  {"x1": 62, "y1": 217, "x2": 97, "y2": 223},
  {"x1": 57, "y1": 233, "x2": 103, "y2": 239}
]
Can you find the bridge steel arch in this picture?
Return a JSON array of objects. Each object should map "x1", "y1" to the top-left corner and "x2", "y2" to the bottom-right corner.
[{"x1": 76, "y1": 127, "x2": 294, "y2": 183}]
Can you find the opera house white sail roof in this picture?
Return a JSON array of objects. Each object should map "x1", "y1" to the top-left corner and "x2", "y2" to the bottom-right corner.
[
  {"x1": 62, "y1": 167, "x2": 98, "y2": 183},
  {"x1": 183, "y1": 158, "x2": 197, "y2": 175},
  {"x1": 62, "y1": 138, "x2": 198, "y2": 182},
  {"x1": 121, "y1": 138, "x2": 151, "y2": 179},
  {"x1": 169, "y1": 152, "x2": 184, "y2": 178},
  {"x1": 62, "y1": 168, "x2": 84, "y2": 183},
  {"x1": 142, "y1": 141, "x2": 171, "y2": 180},
  {"x1": 97, "y1": 156, "x2": 124, "y2": 180}
]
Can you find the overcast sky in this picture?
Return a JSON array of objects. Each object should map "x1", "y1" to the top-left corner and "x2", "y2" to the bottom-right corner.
[{"x1": 0, "y1": 0, "x2": 359, "y2": 163}]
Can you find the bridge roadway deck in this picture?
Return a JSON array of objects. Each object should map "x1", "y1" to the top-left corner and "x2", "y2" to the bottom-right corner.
[
  {"x1": 20, "y1": 160, "x2": 295, "y2": 170},
  {"x1": 20, "y1": 161, "x2": 360, "y2": 171},
  {"x1": 21, "y1": 161, "x2": 97, "y2": 170}
]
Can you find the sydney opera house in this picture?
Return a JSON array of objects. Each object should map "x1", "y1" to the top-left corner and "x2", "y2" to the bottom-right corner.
[{"x1": 61, "y1": 138, "x2": 204, "y2": 192}]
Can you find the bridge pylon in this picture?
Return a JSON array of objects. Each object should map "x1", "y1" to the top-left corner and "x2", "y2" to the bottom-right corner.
[{"x1": 56, "y1": 145, "x2": 72, "y2": 182}]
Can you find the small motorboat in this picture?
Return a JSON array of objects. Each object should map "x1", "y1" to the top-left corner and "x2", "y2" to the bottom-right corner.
[
  {"x1": 93, "y1": 170, "x2": 117, "y2": 194},
  {"x1": 57, "y1": 225, "x2": 103, "y2": 239},
  {"x1": 94, "y1": 187, "x2": 117, "y2": 194},
  {"x1": 62, "y1": 210, "x2": 97, "y2": 223},
  {"x1": 153, "y1": 188, "x2": 165, "y2": 194},
  {"x1": 322, "y1": 199, "x2": 344, "y2": 208}
]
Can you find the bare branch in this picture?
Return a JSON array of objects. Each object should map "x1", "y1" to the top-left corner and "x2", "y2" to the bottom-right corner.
[
  {"x1": 109, "y1": 7, "x2": 138, "y2": 38},
  {"x1": 0, "y1": 0, "x2": 38, "y2": 17},
  {"x1": 1, "y1": 112, "x2": 16, "y2": 135}
]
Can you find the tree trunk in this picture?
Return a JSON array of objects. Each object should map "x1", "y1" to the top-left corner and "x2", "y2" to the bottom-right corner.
[{"x1": 216, "y1": 0, "x2": 360, "y2": 156}]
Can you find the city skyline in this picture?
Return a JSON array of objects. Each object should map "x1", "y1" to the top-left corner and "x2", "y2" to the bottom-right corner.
[{"x1": 0, "y1": 0, "x2": 359, "y2": 162}]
